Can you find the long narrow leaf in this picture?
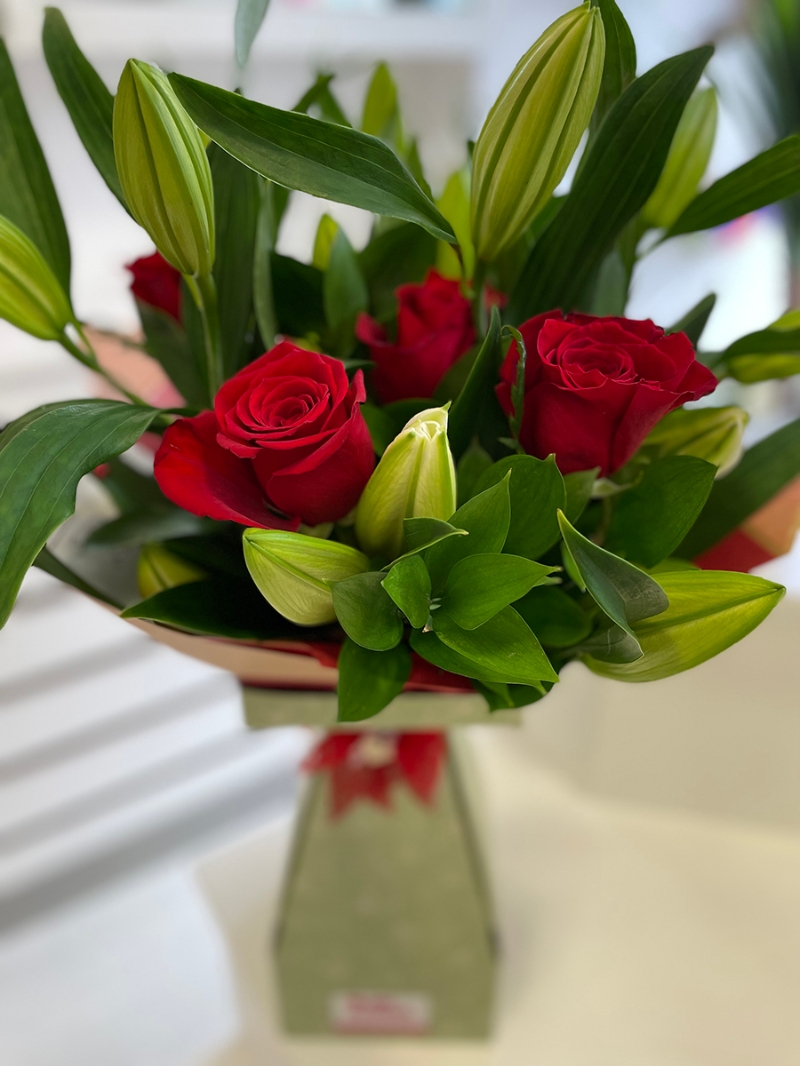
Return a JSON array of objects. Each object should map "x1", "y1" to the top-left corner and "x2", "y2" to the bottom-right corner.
[
  {"x1": 0, "y1": 40, "x2": 71, "y2": 290},
  {"x1": 511, "y1": 46, "x2": 711, "y2": 320},
  {"x1": 0, "y1": 401, "x2": 158, "y2": 627},
  {"x1": 169, "y1": 74, "x2": 455, "y2": 242},
  {"x1": 42, "y1": 8, "x2": 127, "y2": 210},
  {"x1": 668, "y1": 135, "x2": 800, "y2": 237},
  {"x1": 234, "y1": 0, "x2": 271, "y2": 68},
  {"x1": 448, "y1": 308, "x2": 502, "y2": 460},
  {"x1": 591, "y1": 0, "x2": 637, "y2": 132}
]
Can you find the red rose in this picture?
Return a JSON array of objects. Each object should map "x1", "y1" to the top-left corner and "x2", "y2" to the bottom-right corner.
[
  {"x1": 154, "y1": 342, "x2": 375, "y2": 528},
  {"x1": 127, "y1": 251, "x2": 182, "y2": 322},
  {"x1": 497, "y1": 312, "x2": 717, "y2": 476},
  {"x1": 356, "y1": 270, "x2": 475, "y2": 403}
]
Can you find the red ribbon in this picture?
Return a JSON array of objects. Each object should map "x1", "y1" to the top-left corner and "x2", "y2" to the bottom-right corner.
[{"x1": 302, "y1": 732, "x2": 447, "y2": 818}]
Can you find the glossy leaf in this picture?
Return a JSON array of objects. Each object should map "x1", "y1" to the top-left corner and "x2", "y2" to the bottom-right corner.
[
  {"x1": 511, "y1": 46, "x2": 711, "y2": 319},
  {"x1": 558, "y1": 509, "x2": 669, "y2": 641},
  {"x1": 677, "y1": 417, "x2": 800, "y2": 558},
  {"x1": 473, "y1": 453, "x2": 566, "y2": 559},
  {"x1": 668, "y1": 135, "x2": 800, "y2": 237},
  {"x1": 337, "y1": 639, "x2": 411, "y2": 722},
  {"x1": 0, "y1": 401, "x2": 159, "y2": 627},
  {"x1": 432, "y1": 606, "x2": 558, "y2": 685},
  {"x1": 401, "y1": 517, "x2": 468, "y2": 556},
  {"x1": 331, "y1": 570, "x2": 404, "y2": 651},
  {"x1": 441, "y1": 552, "x2": 557, "y2": 630},
  {"x1": 591, "y1": 0, "x2": 636, "y2": 131},
  {"x1": 234, "y1": 0, "x2": 270, "y2": 68},
  {"x1": 584, "y1": 570, "x2": 785, "y2": 681},
  {"x1": 170, "y1": 74, "x2": 456, "y2": 242},
  {"x1": 668, "y1": 292, "x2": 716, "y2": 346},
  {"x1": 720, "y1": 311, "x2": 800, "y2": 383},
  {"x1": 514, "y1": 584, "x2": 593, "y2": 647},
  {"x1": 0, "y1": 39, "x2": 71, "y2": 290},
  {"x1": 42, "y1": 8, "x2": 126, "y2": 209},
  {"x1": 448, "y1": 307, "x2": 503, "y2": 460},
  {"x1": 456, "y1": 439, "x2": 494, "y2": 506},
  {"x1": 563, "y1": 467, "x2": 598, "y2": 522},
  {"x1": 382, "y1": 554, "x2": 430, "y2": 629},
  {"x1": 577, "y1": 619, "x2": 643, "y2": 663},
  {"x1": 424, "y1": 476, "x2": 511, "y2": 591},
  {"x1": 209, "y1": 143, "x2": 260, "y2": 376},
  {"x1": 323, "y1": 226, "x2": 368, "y2": 356},
  {"x1": 605, "y1": 456, "x2": 716, "y2": 567}
]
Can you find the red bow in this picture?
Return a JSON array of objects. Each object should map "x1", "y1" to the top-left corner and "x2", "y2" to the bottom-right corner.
[{"x1": 302, "y1": 732, "x2": 447, "y2": 818}]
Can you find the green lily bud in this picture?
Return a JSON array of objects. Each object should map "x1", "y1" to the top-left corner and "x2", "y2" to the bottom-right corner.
[
  {"x1": 355, "y1": 406, "x2": 457, "y2": 561},
  {"x1": 243, "y1": 530, "x2": 369, "y2": 626},
  {"x1": 471, "y1": 3, "x2": 605, "y2": 262},
  {"x1": 137, "y1": 543, "x2": 205, "y2": 599},
  {"x1": 114, "y1": 59, "x2": 215, "y2": 277},
  {"x1": 642, "y1": 87, "x2": 718, "y2": 230},
  {"x1": 0, "y1": 215, "x2": 73, "y2": 340},
  {"x1": 643, "y1": 405, "x2": 748, "y2": 478}
]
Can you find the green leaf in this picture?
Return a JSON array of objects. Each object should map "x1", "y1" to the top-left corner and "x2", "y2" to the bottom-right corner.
[
  {"x1": 424, "y1": 476, "x2": 511, "y2": 591},
  {"x1": 432, "y1": 606, "x2": 558, "y2": 686},
  {"x1": 382, "y1": 554, "x2": 430, "y2": 629},
  {"x1": 718, "y1": 311, "x2": 800, "y2": 383},
  {"x1": 591, "y1": 0, "x2": 637, "y2": 132},
  {"x1": 0, "y1": 39, "x2": 71, "y2": 290},
  {"x1": 577, "y1": 619, "x2": 643, "y2": 663},
  {"x1": 361, "y1": 62, "x2": 402, "y2": 147},
  {"x1": 511, "y1": 46, "x2": 712, "y2": 320},
  {"x1": 563, "y1": 467, "x2": 598, "y2": 523},
  {"x1": 209, "y1": 143, "x2": 260, "y2": 376},
  {"x1": 86, "y1": 508, "x2": 212, "y2": 548},
  {"x1": 605, "y1": 455, "x2": 716, "y2": 567},
  {"x1": 337, "y1": 639, "x2": 411, "y2": 722},
  {"x1": 234, "y1": 0, "x2": 271, "y2": 68},
  {"x1": 42, "y1": 8, "x2": 126, "y2": 210},
  {"x1": 270, "y1": 253, "x2": 325, "y2": 338},
  {"x1": 441, "y1": 552, "x2": 557, "y2": 630},
  {"x1": 361, "y1": 398, "x2": 432, "y2": 456},
  {"x1": 323, "y1": 226, "x2": 368, "y2": 357},
  {"x1": 584, "y1": 570, "x2": 785, "y2": 681},
  {"x1": 472, "y1": 679, "x2": 549, "y2": 711},
  {"x1": 448, "y1": 307, "x2": 503, "y2": 460},
  {"x1": 676, "y1": 417, "x2": 800, "y2": 558},
  {"x1": 170, "y1": 74, "x2": 456, "y2": 242},
  {"x1": 93, "y1": 455, "x2": 167, "y2": 514},
  {"x1": 359, "y1": 222, "x2": 436, "y2": 321},
  {"x1": 331, "y1": 570, "x2": 403, "y2": 651},
  {"x1": 253, "y1": 180, "x2": 277, "y2": 349},
  {"x1": 456, "y1": 438, "x2": 494, "y2": 506},
  {"x1": 122, "y1": 575, "x2": 315, "y2": 640},
  {"x1": 473, "y1": 454, "x2": 566, "y2": 560},
  {"x1": 514, "y1": 584, "x2": 593, "y2": 648},
  {"x1": 34, "y1": 545, "x2": 123, "y2": 608},
  {"x1": 557, "y1": 509, "x2": 669, "y2": 642},
  {"x1": 401, "y1": 517, "x2": 468, "y2": 556},
  {"x1": 0, "y1": 401, "x2": 159, "y2": 627},
  {"x1": 136, "y1": 300, "x2": 206, "y2": 409},
  {"x1": 668, "y1": 135, "x2": 800, "y2": 237},
  {"x1": 587, "y1": 246, "x2": 629, "y2": 316},
  {"x1": 294, "y1": 73, "x2": 350, "y2": 127},
  {"x1": 668, "y1": 292, "x2": 716, "y2": 346}
]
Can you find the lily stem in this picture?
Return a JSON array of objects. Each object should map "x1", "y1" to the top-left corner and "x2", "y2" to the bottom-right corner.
[
  {"x1": 60, "y1": 326, "x2": 150, "y2": 408},
  {"x1": 185, "y1": 272, "x2": 223, "y2": 403}
]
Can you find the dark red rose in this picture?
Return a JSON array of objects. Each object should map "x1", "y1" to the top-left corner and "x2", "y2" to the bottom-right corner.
[
  {"x1": 127, "y1": 251, "x2": 182, "y2": 322},
  {"x1": 497, "y1": 311, "x2": 717, "y2": 476},
  {"x1": 154, "y1": 342, "x2": 375, "y2": 528},
  {"x1": 356, "y1": 269, "x2": 475, "y2": 403}
]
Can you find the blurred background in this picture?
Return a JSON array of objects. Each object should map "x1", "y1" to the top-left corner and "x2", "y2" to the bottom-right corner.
[{"x1": 0, "y1": 1, "x2": 798, "y2": 1064}]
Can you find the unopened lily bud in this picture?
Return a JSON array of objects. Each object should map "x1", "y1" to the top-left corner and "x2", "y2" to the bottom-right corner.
[
  {"x1": 643, "y1": 405, "x2": 748, "y2": 478},
  {"x1": 471, "y1": 3, "x2": 605, "y2": 262},
  {"x1": 642, "y1": 87, "x2": 718, "y2": 230},
  {"x1": 355, "y1": 406, "x2": 457, "y2": 561},
  {"x1": 0, "y1": 215, "x2": 73, "y2": 340},
  {"x1": 114, "y1": 60, "x2": 215, "y2": 277},
  {"x1": 137, "y1": 543, "x2": 205, "y2": 599},
  {"x1": 243, "y1": 530, "x2": 369, "y2": 626}
]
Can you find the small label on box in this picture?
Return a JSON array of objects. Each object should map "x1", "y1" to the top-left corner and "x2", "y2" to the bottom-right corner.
[{"x1": 329, "y1": 991, "x2": 432, "y2": 1035}]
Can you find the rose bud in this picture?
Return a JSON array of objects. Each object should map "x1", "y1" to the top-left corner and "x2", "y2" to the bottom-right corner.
[
  {"x1": 127, "y1": 251, "x2": 182, "y2": 322},
  {"x1": 471, "y1": 3, "x2": 605, "y2": 262},
  {"x1": 154, "y1": 342, "x2": 375, "y2": 528},
  {"x1": 642, "y1": 405, "x2": 748, "y2": 478},
  {"x1": 355, "y1": 406, "x2": 457, "y2": 561},
  {"x1": 114, "y1": 60, "x2": 215, "y2": 278},
  {"x1": 355, "y1": 270, "x2": 475, "y2": 403},
  {"x1": 243, "y1": 530, "x2": 369, "y2": 626},
  {"x1": 137, "y1": 543, "x2": 204, "y2": 599},
  {"x1": 642, "y1": 87, "x2": 718, "y2": 231},
  {"x1": 0, "y1": 215, "x2": 74, "y2": 340},
  {"x1": 497, "y1": 312, "x2": 718, "y2": 476}
]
